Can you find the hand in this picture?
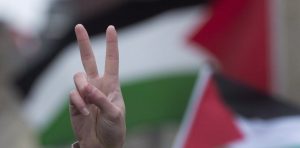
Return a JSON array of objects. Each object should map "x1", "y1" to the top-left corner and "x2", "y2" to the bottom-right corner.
[{"x1": 69, "y1": 24, "x2": 125, "y2": 148}]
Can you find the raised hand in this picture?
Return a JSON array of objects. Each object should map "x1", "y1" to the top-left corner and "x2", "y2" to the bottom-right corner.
[{"x1": 69, "y1": 24, "x2": 125, "y2": 148}]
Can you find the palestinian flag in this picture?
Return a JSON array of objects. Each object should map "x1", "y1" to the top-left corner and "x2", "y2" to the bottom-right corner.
[
  {"x1": 173, "y1": 65, "x2": 300, "y2": 148},
  {"x1": 173, "y1": 0, "x2": 300, "y2": 147},
  {"x1": 189, "y1": 0, "x2": 282, "y2": 93}
]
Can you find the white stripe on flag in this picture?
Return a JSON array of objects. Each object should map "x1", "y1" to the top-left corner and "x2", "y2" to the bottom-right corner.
[{"x1": 229, "y1": 116, "x2": 300, "y2": 148}]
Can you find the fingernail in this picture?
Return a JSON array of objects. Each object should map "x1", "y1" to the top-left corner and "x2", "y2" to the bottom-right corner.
[
  {"x1": 82, "y1": 107, "x2": 90, "y2": 116},
  {"x1": 75, "y1": 24, "x2": 83, "y2": 32},
  {"x1": 108, "y1": 25, "x2": 114, "y2": 28}
]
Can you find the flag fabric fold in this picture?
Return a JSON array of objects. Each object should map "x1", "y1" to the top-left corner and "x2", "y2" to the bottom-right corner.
[
  {"x1": 172, "y1": 0, "x2": 300, "y2": 147},
  {"x1": 174, "y1": 65, "x2": 300, "y2": 148},
  {"x1": 190, "y1": 0, "x2": 271, "y2": 92}
]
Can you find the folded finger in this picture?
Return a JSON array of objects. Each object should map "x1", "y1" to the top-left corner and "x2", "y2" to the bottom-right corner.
[
  {"x1": 69, "y1": 90, "x2": 89, "y2": 116},
  {"x1": 85, "y1": 84, "x2": 120, "y2": 119},
  {"x1": 73, "y1": 72, "x2": 88, "y2": 96}
]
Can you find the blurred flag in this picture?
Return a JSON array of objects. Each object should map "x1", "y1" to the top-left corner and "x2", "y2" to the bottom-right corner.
[
  {"x1": 21, "y1": 3, "x2": 207, "y2": 146},
  {"x1": 190, "y1": 0, "x2": 273, "y2": 93},
  {"x1": 174, "y1": 0, "x2": 300, "y2": 147},
  {"x1": 174, "y1": 66, "x2": 242, "y2": 148},
  {"x1": 174, "y1": 65, "x2": 300, "y2": 148}
]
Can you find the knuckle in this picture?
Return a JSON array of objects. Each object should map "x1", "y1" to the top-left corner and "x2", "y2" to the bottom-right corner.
[
  {"x1": 88, "y1": 71, "x2": 98, "y2": 79},
  {"x1": 109, "y1": 109, "x2": 122, "y2": 121},
  {"x1": 69, "y1": 90, "x2": 76, "y2": 98},
  {"x1": 107, "y1": 54, "x2": 119, "y2": 62},
  {"x1": 73, "y1": 72, "x2": 84, "y2": 80},
  {"x1": 106, "y1": 38, "x2": 117, "y2": 44},
  {"x1": 81, "y1": 52, "x2": 93, "y2": 59},
  {"x1": 77, "y1": 37, "x2": 89, "y2": 42},
  {"x1": 69, "y1": 91, "x2": 77, "y2": 104}
]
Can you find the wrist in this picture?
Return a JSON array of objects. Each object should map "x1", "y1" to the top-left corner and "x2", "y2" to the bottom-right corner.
[
  {"x1": 79, "y1": 141, "x2": 101, "y2": 148},
  {"x1": 78, "y1": 136, "x2": 102, "y2": 148},
  {"x1": 78, "y1": 140, "x2": 123, "y2": 148}
]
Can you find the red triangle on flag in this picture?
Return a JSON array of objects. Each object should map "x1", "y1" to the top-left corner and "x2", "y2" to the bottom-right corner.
[{"x1": 183, "y1": 76, "x2": 242, "y2": 148}]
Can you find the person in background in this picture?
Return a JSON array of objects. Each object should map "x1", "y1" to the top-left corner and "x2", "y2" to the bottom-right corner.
[{"x1": 0, "y1": 23, "x2": 39, "y2": 148}]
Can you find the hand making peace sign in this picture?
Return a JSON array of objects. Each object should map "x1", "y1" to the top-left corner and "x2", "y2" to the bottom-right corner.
[{"x1": 69, "y1": 24, "x2": 125, "y2": 148}]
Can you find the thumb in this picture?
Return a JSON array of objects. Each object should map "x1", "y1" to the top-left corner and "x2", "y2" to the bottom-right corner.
[{"x1": 84, "y1": 84, "x2": 121, "y2": 120}]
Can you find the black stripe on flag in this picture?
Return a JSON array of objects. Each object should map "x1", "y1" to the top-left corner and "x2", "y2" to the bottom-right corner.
[{"x1": 214, "y1": 73, "x2": 300, "y2": 119}]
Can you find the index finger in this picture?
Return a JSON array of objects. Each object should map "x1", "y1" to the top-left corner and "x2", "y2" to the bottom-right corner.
[{"x1": 75, "y1": 24, "x2": 99, "y2": 79}]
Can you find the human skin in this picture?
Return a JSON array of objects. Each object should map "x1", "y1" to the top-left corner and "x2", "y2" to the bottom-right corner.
[{"x1": 69, "y1": 24, "x2": 125, "y2": 148}]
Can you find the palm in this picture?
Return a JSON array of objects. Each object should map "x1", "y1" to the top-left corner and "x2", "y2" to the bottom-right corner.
[{"x1": 69, "y1": 25, "x2": 125, "y2": 148}]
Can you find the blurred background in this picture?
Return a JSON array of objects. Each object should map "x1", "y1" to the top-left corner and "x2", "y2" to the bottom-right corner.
[{"x1": 2, "y1": 0, "x2": 300, "y2": 147}]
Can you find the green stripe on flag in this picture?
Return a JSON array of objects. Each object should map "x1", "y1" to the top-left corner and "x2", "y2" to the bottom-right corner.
[{"x1": 40, "y1": 72, "x2": 198, "y2": 145}]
